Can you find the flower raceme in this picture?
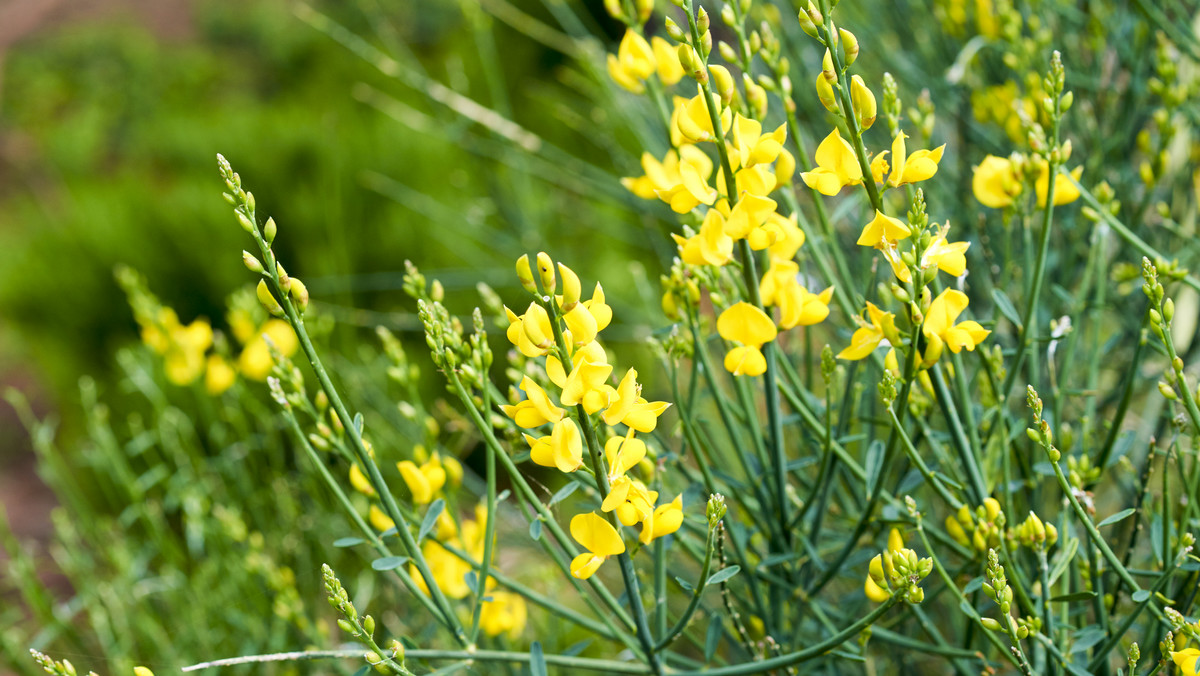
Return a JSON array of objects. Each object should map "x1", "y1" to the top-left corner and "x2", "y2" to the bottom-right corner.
[
  {"x1": 972, "y1": 154, "x2": 1083, "y2": 208},
  {"x1": 607, "y1": 30, "x2": 656, "y2": 94}
]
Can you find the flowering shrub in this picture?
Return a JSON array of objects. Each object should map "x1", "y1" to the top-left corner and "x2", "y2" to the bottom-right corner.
[{"x1": 10, "y1": 0, "x2": 1200, "y2": 675}]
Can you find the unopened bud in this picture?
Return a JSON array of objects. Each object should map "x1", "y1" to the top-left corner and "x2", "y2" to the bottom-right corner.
[
  {"x1": 243, "y1": 251, "x2": 264, "y2": 273},
  {"x1": 559, "y1": 263, "x2": 581, "y2": 311},
  {"x1": 851, "y1": 75, "x2": 876, "y2": 129},
  {"x1": 264, "y1": 217, "x2": 278, "y2": 244},
  {"x1": 816, "y1": 72, "x2": 838, "y2": 112},
  {"x1": 290, "y1": 278, "x2": 310, "y2": 314},
  {"x1": 536, "y1": 252, "x2": 556, "y2": 293},
  {"x1": 516, "y1": 254, "x2": 537, "y2": 293},
  {"x1": 711, "y1": 65, "x2": 736, "y2": 106},
  {"x1": 257, "y1": 280, "x2": 284, "y2": 316},
  {"x1": 665, "y1": 17, "x2": 686, "y2": 42},
  {"x1": 838, "y1": 28, "x2": 859, "y2": 65}
]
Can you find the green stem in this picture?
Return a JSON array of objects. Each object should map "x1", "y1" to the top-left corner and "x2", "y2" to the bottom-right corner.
[{"x1": 655, "y1": 525, "x2": 717, "y2": 651}]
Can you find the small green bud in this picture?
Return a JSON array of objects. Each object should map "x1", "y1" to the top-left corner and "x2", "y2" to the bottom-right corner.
[
  {"x1": 243, "y1": 251, "x2": 264, "y2": 273},
  {"x1": 981, "y1": 617, "x2": 1002, "y2": 631},
  {"x1": 363, "y1": 614, "x2": 376, "y2": 637},
  {"x1": 664, "y1": 17, "x2": 686, "y2": 42},
  {"x1": 264, "y1": 217, "x2": 278, "y2": 243},
  {"x1": 337, "y1": 618, "x2": 356, "y2": 635}
]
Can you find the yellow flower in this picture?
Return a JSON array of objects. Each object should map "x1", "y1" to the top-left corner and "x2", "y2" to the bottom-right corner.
[
  {"x1": 656, "y1": 153, "x2": 719, "y2": 213},
  {"x1": 607, "y1": 29, "x2": 657, "y2": 94},
  {"x1": 870, "y1": 152, "x2": 890, "y2": 184},
  {"x1": 889, "y1": 229, "x2": 970, "y2": 283},
  {"x1": 205, "y1": 354, "x2": 237, "y2": 395},
  {"x1": 524, "y1": 418, "x2": 584, "y2": 473},
  {"x1": 504, "y1": 302, "x2": 554, "y2": 358},
  {"x1": 721, "y1": 194, "x2": 778, "y2": 240},
  {"x1": 652, "y1": 36, "x2": 683, "y2": 86},
  {"x1": 349, "y1": 463, "x2": 376, "y2": 497},
  {"x1": 412, "y1": 539, "x2": 474, "y2": 598},
  {"x1": 570, "y1": 512, "x2": 625, "y2": 579},
  {"x1": 717, "y1": 302, "x2": 778, "y2": 376},
  {"x1": 856, "y1": 210, "x2": 912, "y2": 249},
  {"x1": 560, "y1": 356, "x2": 615, "y2": 414},
  {"x1": 501, "y1": 376, "x2": 564, "y2": 428},
  {"x1": 923, "y1": 289, "x2": 990, "y2": 360},
  {"x1": 238, "y1": 319, "x2": 298, "y2": 381},
  {"x1": 864, "y1": 527, "x2": 908, "y2": 602},
  {"x1": 601, "y1": 369, "x2": 670, "y2": 432},
  {"x1": 675, "y1": 87, "x2": 733, "y2": 144},
  {"x1": 972, "y1": 155, "x2": 1022, "y2": 208},
  {"x1": 1035, "y1": 163, "x2": 1083, "y2": 207},
  {"x1": 134, "y1": 667, "x2": 155, "y2": 676},
  {"x1": 369, "y1": 505, "x2": 395, "y2": 532},
  {"x1": 603, "y1": 476, "x2": 658, "y2": 525},
  {"x1": 480, "y1": 589, "x2": 528, "y2": 639},
  {"x1": 622, "y1": 145, "x2": 714, "y2": 202},
  {"x1": 160, "y1": 318, "x2": 213, "y2": 386},
  {"x1": 672, "y1": 208, "x2": 734, "y2": 266},
  {"x1": 397, "y1": 456, "x2": 448, "y2": 505},
  {"x1": 886, "y1": 133, "x2": 946, "y2": 187},
  {"x1": 603, "y1": 432, "x2": 646, "y2": 481},
  {"x1": 764, "y1": 212, "x2": 805, "y2": 262},
  {"x1": 640, "y1": 495, "x2": 684, "y2": 544},
  {"x1": 1172, "y1": 648, "x2": 1200, "y2": 676},
  {"x1": 800, "y1": 128, "x2": 864, "y2": 196},
  {"x1": 760, "y1": 261, "x2": 834, "y2": 329},
  {"x1": 837, "y1": 302, "x2": 896, "y2": 361},
  {"x1": 583, "y1": 282, "x2": 613, "y2": 333},
  {"x1": 730, "y1": 114, "x2": 787, "y2": 169}
]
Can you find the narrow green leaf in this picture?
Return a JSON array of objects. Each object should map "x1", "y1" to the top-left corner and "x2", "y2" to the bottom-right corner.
[
  {"x1": 674, "y1": 576, "x2": 694, "y2": 592},
  {"x1": 418, "y1": 499, "x2": 445, "y2": 543},
  {"x1": 333, "y1": 537, "x2": 365, "y2": 548},
  {"x1": 371, "y1": 556, "x2": 409, "y2": 571},
  {"x1": 529, "y1": 519, "x2": 542, "y2": 541},
  {"x1": 992, "y1": 289, "x2": 1022, "y2": 327},
  {"x1": 1131, "y1": 589, "x2": 1151, "y2": 603},
  {"x1": 706, "y1": 565, "x2": 741, "y2": 586},
  {"x1": 549, "y1": 482, "x2": 580, "y2": 506},
  {"x1": 530, "y1": 641, "x2": 547, "y2": 676},
  {"x1": 1051, "y1": 591, "x2": 1096, "y2": 603},
  {"x1": 353, "y1": 412, "x2": 364, "y2": 434},
  {"x1": 705, "y1": 613, "x2": 722, "y2": 662},
  {"x1": 1097, "y1": 508, "x2": 1136, "y2": 528}
]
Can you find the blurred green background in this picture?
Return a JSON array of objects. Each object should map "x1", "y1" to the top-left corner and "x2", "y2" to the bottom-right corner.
[{"x1": 0, "y1": 0, "x2": 665, "y2": 451}]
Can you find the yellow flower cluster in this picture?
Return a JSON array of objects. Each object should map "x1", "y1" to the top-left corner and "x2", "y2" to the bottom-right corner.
[
  {"x1": 864, "y1": 527, "x2": 931, "y2": 603},
  {"x1": 944, "y1": 498, "x2": 1004, "y2": 554},
  {"x1": 972, "y1": 154, "x2": 1082, "y2": 209},
  {"x1": 502, "y1": 253, "x2": 679, "y2": 579},
  {"x1": 622, "y1": 93, "x2": 831, "y2": 376},
  {"x1": 801, "y1": 129, "x2": 945, "y2": 197},
  {"x1": 1174, "y1": 647, "x2": 1200, "y2": 676},
  {"x1": 136, "y1": 294, "x2": 299, "y2": 396},
  {"x1": 607, "y1": 29, "x2": 683, "y2": 94}
]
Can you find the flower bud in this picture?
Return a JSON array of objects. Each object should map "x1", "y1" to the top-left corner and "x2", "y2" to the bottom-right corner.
[
  {"x1": 851, "y1": 75, "x2": 876, "y2": 129},
  {"x1": 718, "y1": 40, "x2": 738, "y2": 64},
  {"x1": 822, "y1": 49, "x2": 837, "y2": 83},
  {"x1": 815, "y1": 72, "x2": 838, "y2": 113},
  {"x1": 839, "y1": 28, "x2": 859, "y2": 65},
  {"x1": 290, "y1": 277, "x2": 310, "y2": 314},
  {"x1": 236, "y1": 211, "x2": 255, "y2": 233},
  {"x1": 746, "y1": 80, "x2": 768, "y2": 119},
  {"x1": 635, "y1": 0, "x2": 653, "y2": 22},
  {"x1": 559, "y1": 263, "x2": 581, "y2": 311},
  {"x1": 363, "y1": 614, "x2": 376, "y2": 636},
  {"x1": 264, "y1": 217, "x2": 278, "y2": 243},
  {"x1": 257, "y1": 279, "x2": 284, "y2": 316},
  {"x1": 981, "y1": 617, "x2": 1002, "y2": 631},
  {"x1": 516, "y1": 254, "x2": 537, "y2": 293},
  {"x1": 710, "y1": 65, "x2": 736, "y2": 106},
  {"x1": 665, "y1": 17, "x2": 686, "y2": 42},
  {"x1": 603, "y1": 0, "x2": 624, "y2": 20},
  {"x1": 535, "y1": 252, "x2": 556, "y2": 294},
  {"x1": 697, "y1": 6, "x2": 710, "y2": 33},
  {"x1": 243, "y1": 250, "x2": 264, "y2": 273}
]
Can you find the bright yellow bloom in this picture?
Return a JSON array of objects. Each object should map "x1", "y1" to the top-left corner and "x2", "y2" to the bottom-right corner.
[
  {"x1": 237, "y1": 319, "x2": 298, "y2": 381},
  {"x1": 889, "y1": 229, "x2": 970, "y2": 283},
  {"x1": 972, "y1": 155, "x2": 1022, "y2": 208},
  {"x1": 146, "y1": 312, "x2": 213, "y2": 386},
  {"x1": 856, "y1": 210, "x2": 912, "y2": 249},
  {"x1": 369, "y1": 505, "x2": 395, "y2": 532},
  {"x1": 504, "y1": 302, "x2": 554, "y2": 358},
  {"x1": 602, "y1": 369, "x2": 670, "y2": 432},
  {"x1": 349, "y1": 463, "x2": 376, "y2": 497},
  {"x1": 672, "y1": 208, "x2": 734, "y2": 266},
  {"x1": 397, "y1": 456, "x2": 448, "y2": 505},
  {"x1": 480, "y1": 589, "x2": 528, "y2": 639},
  {"x1": 570, "y1": 512, "x2": 625, "y2": 579},
  {"x1": 205, "y1": 354, "x2": 236, "y2": 395},
  {"x1": 675, "y1": 87, "x2": 733, "y2": 144},
  {"x1": 730, "y1": 114, "x2": 787, "y2": 169},
  {"x1": 656, "y1": 153, "x2": 719, "y2": 214},
  {"x1": 622, "y1": 145, "x2": 714, "y2": 201},
  {"x1": 652, "y1": 37, "x2": 683, "y2": 86},
  {"x1": 923, "y1": 290, "x2": 990, "y2": 359},
  {"x1": 837, "y1": 302, "x2": 896, "y2": 361},
  {"x1": 1172, "y1": 648, "x2": 1200, "y2": 675},
  {"x1": 134, "y1": 667, "x2": 155, "y2": 676},
  {"x1": 607, "y1": 30, "x2": 656, "y2": 94},
  {"x1": 640, "y1": 495, "x2": 684, "y2": 544},
  {"x1": 718, "y1": 302, "x2": 778, "y2": 376},
  {"x1": 602, "y1": 476, "x2": 658, "y2": 526},
  {"x1": 1035, "y1": 163, "x2": 1083, "y2": 207},
  {"x1": 502, "y1": 377, "x2": 565, "y2": 428},
  {"x1": 560, "y1": 356, "x2": 614, "y2": 413},
  {"x1": 886, "y1": 133, "x2": 946, "y2": 187},
  {"x1": 870, "y1": 153, "x2": 890, "y2": 184},
  {"x1": 525, "y1": 418, "x2": 584, "y2": 472},
  {"x1": 603, "y1": 432, "x2": 646, "y2": 481},
  {"x1": 775, "y1": 148, "x2": 797, "y2": 185},
  {"x1": 760, "y1": 261, "x2": 834, "y2": 329},
  {"x1": 800, "y1": 128, "x2": 863, "y2": 196},
  {"x1": 583, "y1": 282, "x2": 613, "y2": 333},
  {"x1": 721, "y1": 194, "x2": 778, "y2": 240},
  {"x1": 764, "y1": 212, "x2": 805, "y2": 262}
]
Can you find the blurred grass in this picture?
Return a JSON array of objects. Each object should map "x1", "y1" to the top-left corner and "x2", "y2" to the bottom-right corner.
[{"x1": 0, "y1": 0, "x2": 661, "y2": 444}]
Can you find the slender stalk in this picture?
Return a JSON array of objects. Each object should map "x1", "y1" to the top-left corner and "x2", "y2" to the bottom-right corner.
[
  {"x1": 183, "y1": 648, "x2": 653, "y2": 674},
  {"x1": 655, "y1": 525, "x2": 717, "y2": 651}
]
